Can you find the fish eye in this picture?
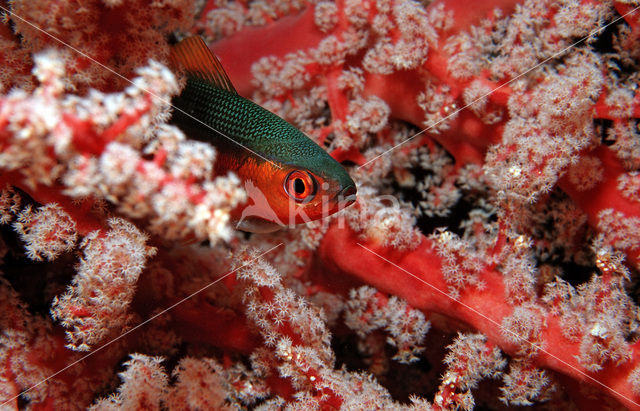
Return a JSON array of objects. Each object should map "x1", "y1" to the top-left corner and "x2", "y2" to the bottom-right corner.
[{"x1": 284, "y1": 170, "x2": 317, "y2": 202}]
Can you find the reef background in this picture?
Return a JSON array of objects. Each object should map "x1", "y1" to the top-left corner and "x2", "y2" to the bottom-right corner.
[{"x1": 1, "y1": 0, "x2": 640, "y2": 409}]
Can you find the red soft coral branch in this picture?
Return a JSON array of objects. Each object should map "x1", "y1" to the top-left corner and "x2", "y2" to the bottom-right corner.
[
  {"x1": 213, "y1": 7, "x2": 325, "y2": 96},
  {"x1": 316, "y1": 224, "x2": 640, "y2": 409},
  {"x1": 213, "y1": 0, "x2": 518, "y2": 165},
  {"x1": 615, "y1": 1, "x2": 640, "y2": 35},
  {"x1": 561, "y1": 145, "x2": 640, "y2": 266},
  {"x1": 170, "y1": 300, "x2": 260, "y2": 354}
]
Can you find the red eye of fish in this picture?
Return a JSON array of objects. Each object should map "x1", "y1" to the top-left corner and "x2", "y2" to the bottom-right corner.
[{"x1": 284, "y1": 171, "x2": 317, "y2": 202}]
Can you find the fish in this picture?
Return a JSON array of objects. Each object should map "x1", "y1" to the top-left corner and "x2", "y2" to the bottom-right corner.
[{"x1": 169, "y1": 36, "x2": 356, "y2": 233}]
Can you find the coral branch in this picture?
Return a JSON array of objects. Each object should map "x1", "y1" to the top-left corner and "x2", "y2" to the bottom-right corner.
[{"x1": 316, "y1": 224, "x2": 640, "y2": 409}]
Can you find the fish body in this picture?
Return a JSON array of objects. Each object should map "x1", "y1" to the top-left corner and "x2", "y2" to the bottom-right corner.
[{"x1": 169, "y1": 37, "x2": 356, "y2": 232}]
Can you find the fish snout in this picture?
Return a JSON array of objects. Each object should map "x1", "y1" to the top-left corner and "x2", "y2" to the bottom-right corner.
[{"x1": 338, "y1": 185, "x2": 357, "y2": 207}]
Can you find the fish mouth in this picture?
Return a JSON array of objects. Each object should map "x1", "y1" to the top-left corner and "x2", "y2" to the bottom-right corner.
[{"x1": 334, "y1": 185, "x2": 357, "y2": 207}]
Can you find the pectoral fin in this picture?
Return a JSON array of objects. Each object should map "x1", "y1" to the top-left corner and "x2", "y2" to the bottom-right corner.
[{"x1": 234, "y1": 216, "x2": 284, "y2": 233}]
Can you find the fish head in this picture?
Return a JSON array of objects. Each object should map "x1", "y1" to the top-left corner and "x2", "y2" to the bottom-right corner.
[
  {"x1": 236, "y1": 160, "x2": 356, "y2": 230},
  {"x1": 279, "y1": 164, "x2": 357, "y2": 224}
]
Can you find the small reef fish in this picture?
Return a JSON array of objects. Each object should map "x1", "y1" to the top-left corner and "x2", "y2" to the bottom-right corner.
[{"x1": 169, "y1": 37, "x2": 356, "y2": 233}]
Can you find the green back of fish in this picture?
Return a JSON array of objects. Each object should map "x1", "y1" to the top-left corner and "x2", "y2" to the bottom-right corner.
[
  {"x1": 172, "y1": 77, "x2": 349, "y2": 183},
  {"x1": 168, "y1": 35, "x2": 353, "y2": 190}
]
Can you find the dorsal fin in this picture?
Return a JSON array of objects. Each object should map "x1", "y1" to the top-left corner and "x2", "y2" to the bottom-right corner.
[{"x1": 170, "y1": 36, "x2": 237, "y2": 94}]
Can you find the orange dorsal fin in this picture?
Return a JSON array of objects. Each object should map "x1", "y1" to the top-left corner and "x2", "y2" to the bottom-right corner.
[{"x1": 170, "y1": 36, "x2": 237, "y2": 94}]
